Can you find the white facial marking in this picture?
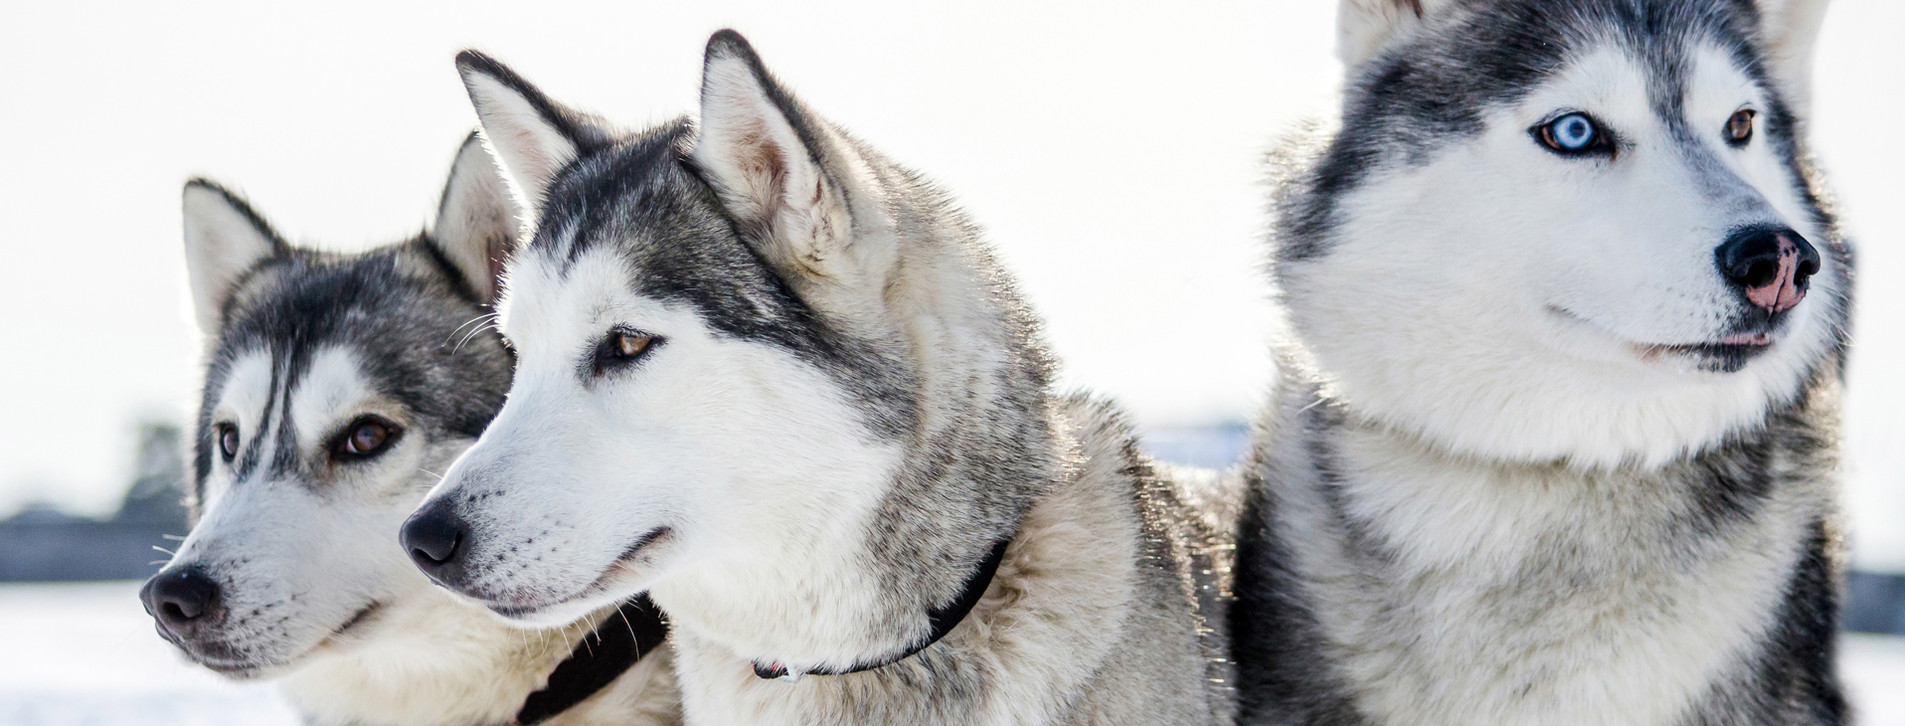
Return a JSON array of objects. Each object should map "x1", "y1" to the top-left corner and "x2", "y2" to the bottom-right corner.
[
  {"x1": 1281, "y1": 42, "x2": 1839, "y2": 467},
  {"x1": 425, "y1": 247, "x2": 903, "y2": 657},
  {"x1": 163, "y1": 346, "x2": 461, "y2": 675}
]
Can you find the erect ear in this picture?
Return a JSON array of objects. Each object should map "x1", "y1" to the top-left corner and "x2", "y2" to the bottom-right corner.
[
  {"x1": 181, "y1": 180, "x2": 289, "y2": 333},
  {"x1": 1754, "y1": 0, "x2": 1831, "y2": 120},
  {"x1": 1337, "y1": 0, "x2": 1462, "y2": 72},
  {"x1": 455, "y1": 51, "x2": 613, "y2": 224},
  {"x1": 430, "y1": 130, "x2": 522, "y2": 303},
  {"x1": 692, "y1": 30, "x2": 855, "y2": 285}
]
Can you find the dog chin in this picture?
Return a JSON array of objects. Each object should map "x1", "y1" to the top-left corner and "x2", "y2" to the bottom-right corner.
[
  {"x1": 484, "y1": 591, "x2": 620, "y2": 629},
  {"x1": 190, "y1": 601, "x2": 386, "y2": 680},
  {"x1": 473, "y1": 527, "x2": 674, "y2": 628},
  {"x1": 185, "y1": 648, "x2": 295, "y2": 682}
]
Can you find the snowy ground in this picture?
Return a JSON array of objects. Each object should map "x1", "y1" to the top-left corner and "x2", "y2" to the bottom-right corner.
[{"x1": 1, "y1": 582, "x2": 1902, "y2": 724}]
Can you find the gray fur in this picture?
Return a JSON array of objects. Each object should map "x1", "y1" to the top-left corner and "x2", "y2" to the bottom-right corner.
[
  {"x1": 1235, "y1": 1, "x2": 1853, "y2": 723},
  {"x1": 152, "y1": 135, "x2": 679, "y2": 725},
  {"x1": 424, "y1": 33, "x2": 1237, "y2": 725}
]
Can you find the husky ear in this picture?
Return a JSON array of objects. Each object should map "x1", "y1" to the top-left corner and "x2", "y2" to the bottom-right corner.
[
  {"x1": 182, "y1": 180, "x2": 289, "y2": 333},
  {"x1": 455, "y1": 51, "x2": 613, "y2": 222},
  {"x1": 1754, "y1": 0, "x2": 1831, "y2": 119},
  {"x1": 1338, "y1": 0, "x2": 1461, "y2": 71},
  {"x1": 431, "y1": 130, "x2": 521, "y2": 303},
  {"x1": 693, "y1": 30, "x2": 854, "y2": 285}
]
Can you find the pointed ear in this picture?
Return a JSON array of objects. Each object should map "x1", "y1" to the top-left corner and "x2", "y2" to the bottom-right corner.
[
  {"x1": 431, "y1": 130, "x2": 521, "y2": 303},
  {"x1": 182, "y1": 180, "x2": 288, "y2": 333},
  {"x1": 1337, "y1": 0, "x2": 1461, "y2": 72},
  {"x1": 692, "y1": 30, "x2": 854, "y2": 283},
  {"x1": 1755, "y1": 0, "x2": 1831, "y2": 120},
  {"x1": 455, "y1": 50, "x2": 612, "y2": 221}
]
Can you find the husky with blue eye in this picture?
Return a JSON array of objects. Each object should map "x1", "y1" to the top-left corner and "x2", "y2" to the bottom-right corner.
[
  {"x1": 398, "y1": 31, "x2": 1238, "y2": 725},
  {"x1": 1233, "y1": 1, "x2": 1850, "y2": 724},
  {"x1": 140, "y1": 134, "x2": 679, "y2": 726}
]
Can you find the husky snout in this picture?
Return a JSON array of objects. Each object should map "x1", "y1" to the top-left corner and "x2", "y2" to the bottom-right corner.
[
  {"x1": 140, "y1": 566, "x2": 225, "y2": 642},
  {"x1": 1717, "y1": 227, "x2": 1819, "y2": 315},
  {"x1": 401, "y1": 501, "x2": 471, "y2": 586}
]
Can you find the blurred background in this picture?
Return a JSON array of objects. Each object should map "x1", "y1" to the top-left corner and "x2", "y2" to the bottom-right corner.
[{"x1": 0, "y1": 1, "x2": 1900, "y2": 723}]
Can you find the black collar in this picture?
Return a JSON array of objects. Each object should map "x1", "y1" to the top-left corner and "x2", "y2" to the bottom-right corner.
[
  {"x1": 515, "y1": 595, "x2": 669, "y2": 725},
  {"x1": 751, "y1": 536, "x2": 1011, "y2": 680}
]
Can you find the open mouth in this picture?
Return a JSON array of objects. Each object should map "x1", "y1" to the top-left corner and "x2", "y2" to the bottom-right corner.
[{"x1": 484, "y1": 527, "x2": 672, "y2": 620}]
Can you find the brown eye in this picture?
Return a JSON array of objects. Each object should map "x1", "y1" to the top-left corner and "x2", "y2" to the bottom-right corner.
[
  {"x1": 594, "y1": 329, "x2": 660, "y2": 375},
  {"x1": 336, "y1": 417, "x2": 399, "y2": 460},
  {"x1": 1726, "y1": 109, "x2": 1756, "y2": 146},
  {"x1": 615, "y1": 332, "x2": 652, "y2": 358},
  {"x1": 217, "y1": 424, "x2": 239, "y2": 462}
]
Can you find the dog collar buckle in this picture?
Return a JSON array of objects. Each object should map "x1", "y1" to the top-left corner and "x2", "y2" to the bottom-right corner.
[{"x1": 752, "y1": 662, "x2": 802, "y2": 682}]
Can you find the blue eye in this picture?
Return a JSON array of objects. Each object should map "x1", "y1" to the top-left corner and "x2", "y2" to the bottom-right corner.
[{"x1": 1536, "y1": 113, "x2": 1607, "y2": 155}]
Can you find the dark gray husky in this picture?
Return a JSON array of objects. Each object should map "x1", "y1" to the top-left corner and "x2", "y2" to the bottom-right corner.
[
  {"x1": 397, "y1": 31, "x2": 1238, "y2": 725},
  {"x1": 1235, "y1": 0, "x2": 1850, "y2": 724},
  {"x1": 141, "y1": 134, "x2": 678, "y2": 725}
]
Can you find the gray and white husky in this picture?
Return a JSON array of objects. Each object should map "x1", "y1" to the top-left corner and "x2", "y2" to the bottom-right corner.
[
  {"x1": 396, "y1": 31, "x2": 1237, "y2": 725},
  {"x1": 140, "y1": 134, "x2": 679, "y2": 726},
  {"x1": 1234, "y1": 1, "x2": 1850, "y2": 724}
]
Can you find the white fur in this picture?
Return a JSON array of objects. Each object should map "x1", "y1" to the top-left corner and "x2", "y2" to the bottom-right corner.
[
  {"x1": 1755, "y1": 0, "x2": 1832, "y2": 119},
  {"x1": 431, "y1": 132, "x2": 522, "y2": 302},
  {"x1": 432, "y1": 244, "x2": 909, "y2": 669},
  {"x1": 435, "y1": 40, "x2": 1233, "y2": 725},
  {"x1": 1280, "y1": 44, "x2": 1841, "y2": 468},
  {"x1": 182, "y1": 185, "x2": 280, "y2": 333},
  {"x1": 664, "y1": 409, "x2": 1142, "y2": 724},
  {"x1": 694, "y1": 50, "x2": 853, "y2": 285},
  {"x1": 167, "y1": 343, "x2": 680, "y2": 725},
  {"x1": 461, "y1": 71, "x2": 580, "y2": 221},
  {"x1": 1336, "y1": 0, "x2": 1461, "y2": 70},
  {"x1": 1261, "y1": 374, "x2": 1831, "y2": 724}
]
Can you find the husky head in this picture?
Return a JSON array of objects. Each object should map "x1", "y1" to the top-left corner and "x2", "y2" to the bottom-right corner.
[
  {"x1": 1276, "y1": 0, "x2": 1848, "y2": 467},
  {"x1": 140, "y1": 134, "x2": 518, "y2": 678},
  {"x1": 402, "y1": 32, "x2": 1054, "y2": 672}
]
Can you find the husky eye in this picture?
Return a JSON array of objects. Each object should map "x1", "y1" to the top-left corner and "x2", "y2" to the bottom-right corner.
[
  {"x1": 216, "y1": 424, "x2": 239, "y2": 463},
  {"x1": 593, "y1": 329, "x2": 661, "y2": 375},
  {"x1": 334, "y1": 417, "x2": 400, "y2": 461},
  {"x1": 1535, "y1": 113, "x2": 1611, "y2": 156},
  {"x1": 1725, "y1": 109, "x2": 1756, "y2": 147}
]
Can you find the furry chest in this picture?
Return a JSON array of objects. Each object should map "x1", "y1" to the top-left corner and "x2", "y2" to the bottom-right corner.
[{"x1": 1292, "y1": 432, "x2": 1818, "y2": 725}]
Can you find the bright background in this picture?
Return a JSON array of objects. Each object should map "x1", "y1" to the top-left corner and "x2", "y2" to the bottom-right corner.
[
  {"x1": 0, "y1": 1, "x2": 1902, "y2": 722},
  {"x1": 7, "y1": 0, "x2": 1897, "y2": 567}
]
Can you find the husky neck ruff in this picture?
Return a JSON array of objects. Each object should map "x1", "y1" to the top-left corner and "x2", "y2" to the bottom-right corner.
[
  {"x1": 514, "y1": 595, "x2": 669, "y2": 725},
  {"x1": 750, "y1": 536, "x2": 1012, "y2": 681}
]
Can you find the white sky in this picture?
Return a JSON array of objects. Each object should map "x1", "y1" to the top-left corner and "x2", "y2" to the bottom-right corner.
[{"x1": 0, "y1": 1, "x2": 1898, "y2": 567}]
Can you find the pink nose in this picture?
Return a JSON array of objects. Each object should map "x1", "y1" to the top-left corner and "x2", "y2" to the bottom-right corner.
[{"x1": 1716, "y1": 228, "x2": 1820, "y2": 315}]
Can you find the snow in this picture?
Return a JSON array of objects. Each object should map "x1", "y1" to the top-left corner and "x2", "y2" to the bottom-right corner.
[{"x1": 1, "y1": 581, "x2": 1900, "y2": 724}]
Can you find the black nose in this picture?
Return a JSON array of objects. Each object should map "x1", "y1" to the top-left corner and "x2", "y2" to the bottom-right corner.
[
  {"x1": 401, "y1": 504, "x2": 468, "y2": 579},
  {"x1": 140, "y1": 566, "x2": 223, "y2": 639},
  {"x1": 1715, "y1": 227, "x2": 1820, "y2": 314}
]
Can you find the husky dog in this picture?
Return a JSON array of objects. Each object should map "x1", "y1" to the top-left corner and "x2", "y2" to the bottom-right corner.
[
  {"x1": 395, "y1": 31, "x2": 1236, "y2": 725},
  {"x1": 1233, "y1": 1, "x2": 1850, "y2": 724},
  {"x1": 140, "y1": 135, "x2": 679, "y2": 726}
]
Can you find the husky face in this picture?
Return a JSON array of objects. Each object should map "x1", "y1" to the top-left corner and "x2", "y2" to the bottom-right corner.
[
  {"x1": 406, "y1": 35, "x2": 1052, "y2": 672},
  {"x1": 1279, "y1": 0, "x2": 1846, "y2": 467},
  {"x1": 405, "y1": 47, "x2": 918, "y2": 630},
  {"x1": 140, "y1": 136, "x2": 517, "y2": 678}
]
